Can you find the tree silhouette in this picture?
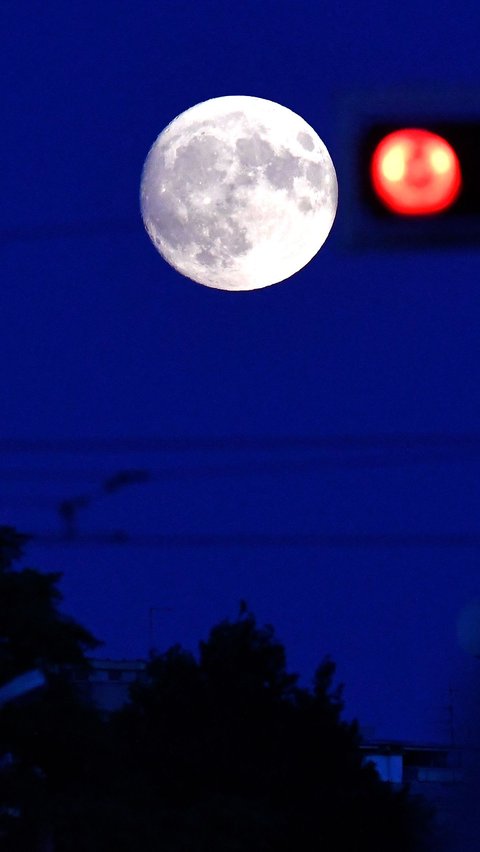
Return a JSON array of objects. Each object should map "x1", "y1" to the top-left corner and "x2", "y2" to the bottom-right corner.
[
  {"x1": 0, "y1": 526, "x2": 103, "y2": 850},
  {"x1": 114, "y1": 605, "x2": 435, "y2": 851},
  {"x1": 0, "y1": 528, "x2": 435, "y2": 850}
]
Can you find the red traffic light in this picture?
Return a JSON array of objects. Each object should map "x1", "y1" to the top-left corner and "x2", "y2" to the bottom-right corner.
[{"x1": 370, "y1": 128, "x2": 462, "y2": 216}]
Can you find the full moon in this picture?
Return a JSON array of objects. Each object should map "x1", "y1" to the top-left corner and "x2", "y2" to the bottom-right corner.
[{"x1": 140, "y1": 95, "x2": 337, "y2": 291}]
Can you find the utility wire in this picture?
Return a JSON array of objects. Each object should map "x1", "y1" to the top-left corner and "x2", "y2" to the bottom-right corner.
[
  {"x1": 28, "y1": 531, "x2": 480, "y2": 549},
  {"x1": 2, "y1": 450, "x2": 480, "y2": 485},
  {"x1": 2, "y1": 433, "x2": 480, "y2": 454},
  {"x1": 0, "y1": 218, "x2": 138, "y2": 245}
]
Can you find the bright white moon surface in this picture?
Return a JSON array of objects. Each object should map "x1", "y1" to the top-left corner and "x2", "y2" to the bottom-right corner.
[{"x1": 140, "y1": 95, "x2": 338, "y2": 291}]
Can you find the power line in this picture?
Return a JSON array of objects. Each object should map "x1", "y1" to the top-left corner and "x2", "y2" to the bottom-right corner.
[
  {"x1": 2, "y1": 433, "x2": 480, "y2": 454},
  {"x1": 0, "y1": 218, "x2": 138, "y2": 245},
  {"x1": 1, "y1": 450, "x2": 480, "y2": 486},
  {"x1": 28, "y1": 531, "x2": 480, "y2": 549}
]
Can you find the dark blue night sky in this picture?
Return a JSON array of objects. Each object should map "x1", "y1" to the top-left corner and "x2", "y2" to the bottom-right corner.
[{"x1": 2, "y1": 0, "x2": 480, "y2": 743}]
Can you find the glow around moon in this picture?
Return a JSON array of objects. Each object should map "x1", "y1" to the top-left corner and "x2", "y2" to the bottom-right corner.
[{"x1": 140, "y1": 95, "x2": 338, "y2": 291}]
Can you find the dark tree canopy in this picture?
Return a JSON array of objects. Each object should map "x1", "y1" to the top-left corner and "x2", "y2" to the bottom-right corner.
[
  {"x1": 0, "y1": 527, "x2": 436, "y2": 851},
  {"x1": 0, "y1": 527, "x2": 103, "y2": 851},
  {"x1": 0, "y1": 526, "x2": 99, "y2": 684},
  {"x1": 114, "y1": 609, "x2": 435, "y2": 852}
]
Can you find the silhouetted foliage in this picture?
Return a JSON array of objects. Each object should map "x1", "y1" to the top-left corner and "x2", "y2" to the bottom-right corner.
[
  {"x1": 0, "y1": 526, "x2": 435, "y2": 850},
  {"x1": 0, "y1": 526, "x2": 99, "y2": 684},
  {"x1": 113, "y1": 608, "x2": 435, "y2": 851},
  {"x1": 0, "y1": 526, "x2": 103, "y2": 850}
]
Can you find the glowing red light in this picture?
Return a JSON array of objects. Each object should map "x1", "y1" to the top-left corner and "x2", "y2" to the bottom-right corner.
[{"x1": 370, "y1": 128, "x2": 462, "y2": 216}]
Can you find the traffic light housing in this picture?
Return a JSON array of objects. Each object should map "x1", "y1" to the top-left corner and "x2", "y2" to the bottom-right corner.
[{"x1": 336, "y1": 88, "x2": 480, "y2": 249}]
